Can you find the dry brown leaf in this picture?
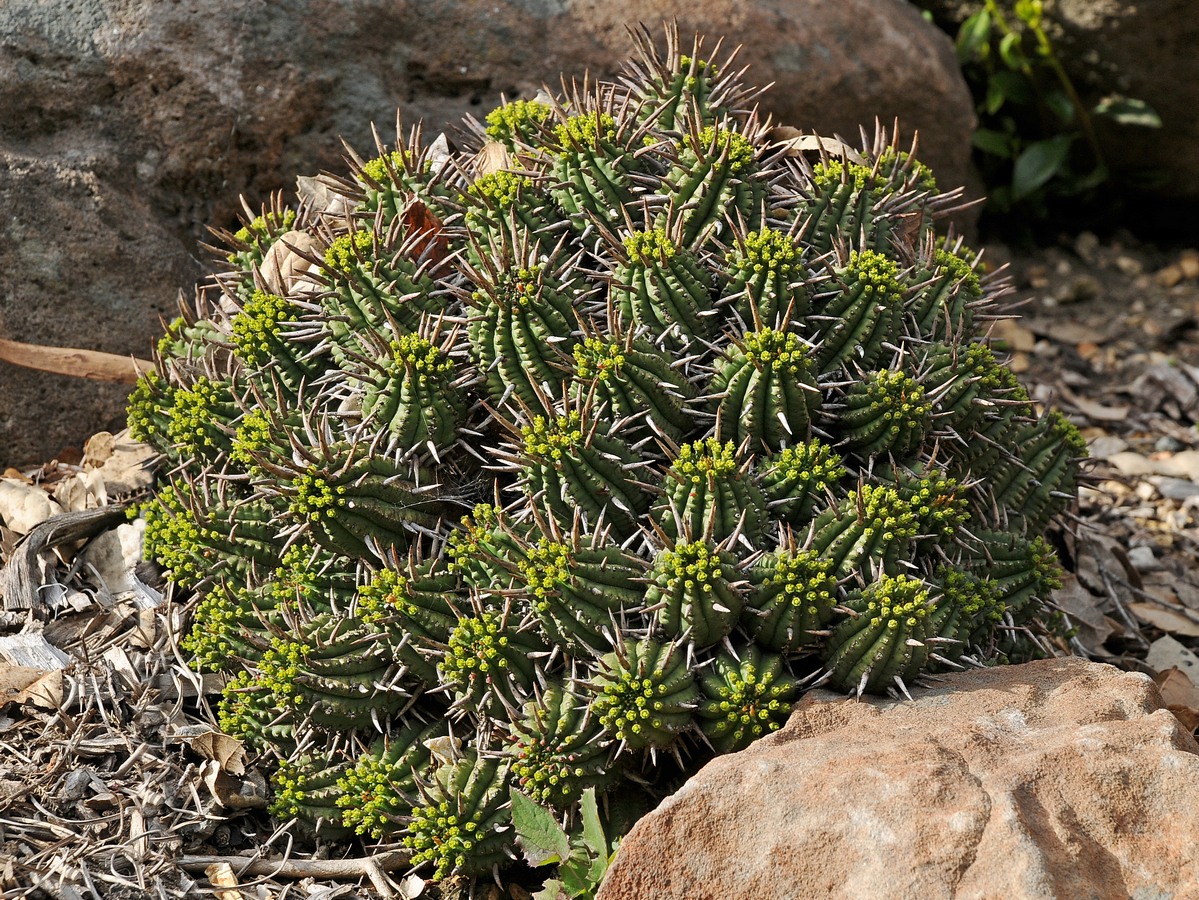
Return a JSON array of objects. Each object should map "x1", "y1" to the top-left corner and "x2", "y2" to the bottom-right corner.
[
  {"x1": 0, "y1": 338, "x2": 152, "y2": 384},
  {"x1": 1128, "y1": 601, "x2": 1199, "y2": 637},
  {"x1": 769, "y1": 128, "x2": 867, "y2": 165},
  {"x1": 52, "y1": 469, "x2": 107, "y2": 514},
  {"x1": 400, "y1": 198, "x2": 452, "y2": 268},
  {"x1": 1052, "y1": 575, "x2": 1114, "y2": 654},
  {"x1": 0, "y1": 479, "x2": 63, "y2": 535},
  {"x1": 0, "y1": 665, "x2": 46, "y2": 700},
  {"x1": 474, "y1": 140, "x2": 512, "y2": 177},
  {"x1": 1147, "y1": 635, "x2": 1199, "y2": 678},
  {"x1": 172, "y1": 725, "x2": 247, "y2": 775},
  {"x1": 259, "y1": 230, "x2": 323, "y2": 297},
  {"x1": 89, "y1": 430, "x2": 157, "y2": 495},
  {"x1": 1153, "y1": 667, "x2": 1199, "y2": 732},
  {"x1": 990, "y1": 318, "x2": 1036, "y2": 352},
  {"x1": 1056, "y1": 385, "x2": 1130, "y2": 422},
  {"x1": 200, "y1": 760, "x2": 267, "y2": 809},
  {"x1": 11, "y1": 670, "x2": 64, "y2": 710}
]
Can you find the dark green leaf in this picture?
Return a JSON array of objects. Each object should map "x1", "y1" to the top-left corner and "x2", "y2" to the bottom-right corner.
[
  {"x1": 511, "y1": 790, "x2": 571, "y2": 867},
  {"x1": 991, "y1": 70, "x2": 1036, "y2": 106},
  {"x1": 1093, "y1": 96, "x2": 1163, "y2": 128},
  {"x1": 1044, "y1": 88, "x2": 1076, "y2": 125},
  {"x1": 1012, "y1": 135, "x2": 1073, "y2": 200},
  {"x1": 972, "y1": 128, "x2": 1014, "y2": 158},
  {"x1": 957, "y1": 9, "x2": 992, "y2": 62}
]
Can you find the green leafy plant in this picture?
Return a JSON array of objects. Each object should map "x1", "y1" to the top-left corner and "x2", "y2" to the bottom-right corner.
[
  {"x1": 511, "y1": 788, "x2": 618, "y2": 900},
  {"x1": 127, "y1": 23, "x2": 1085, "y2": 888},
  {"x1": 945, "y1": 0, "x2": 1160, "y2": 217}
]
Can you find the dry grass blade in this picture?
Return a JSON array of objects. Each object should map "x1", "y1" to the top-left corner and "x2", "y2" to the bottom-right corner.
[{"x1": 0, "y1": 338, "x2": 153, "y2": 384}]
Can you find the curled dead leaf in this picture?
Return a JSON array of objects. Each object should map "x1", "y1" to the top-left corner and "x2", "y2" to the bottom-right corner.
[
  {"x1": 769, "y1": 127, "x2": 867, "y2": 166},
  {"x1": 475, "y1": 141, "x2": 512, "y2": 177},
  {"x1": 1152, "y1": 667, "x2": 1199, "y2": 732},
  {"x1": 258, "y1": 230, "x2": 324, "y2": 297},
  {"x1": 171, "y1": 724, "x2": 247, "y2": 775},
  {"x1": 1128, "y1": 601, "x2": 1199, "y2": 638},
  {"x1": 200, "y1": 760, "x2": 267, "y2": 810}
]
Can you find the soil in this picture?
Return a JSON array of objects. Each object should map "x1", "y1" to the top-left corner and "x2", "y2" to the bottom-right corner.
[{"x1": 3, "y1": 228, "x2": 1199, "y2": 898}]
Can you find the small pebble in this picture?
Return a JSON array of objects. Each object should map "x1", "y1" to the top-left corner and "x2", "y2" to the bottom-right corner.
[
  {"x1": 1155, "y1": 436, "x2": 1186, "y2": 453},
  {"x1": 1154, "y1": 477, "x2": 1199, "y2": 501},
  {"x1": 1127, "y1": 545, "x2": 1161, "y2": 572},
  {"x1": 61, "y1": 769, "x2": 93, "y2": 801}
]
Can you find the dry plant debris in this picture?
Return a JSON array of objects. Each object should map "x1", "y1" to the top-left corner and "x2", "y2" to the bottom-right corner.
[{"x1": 3, "y1": 232, "x2": 1199, "y2": 898}]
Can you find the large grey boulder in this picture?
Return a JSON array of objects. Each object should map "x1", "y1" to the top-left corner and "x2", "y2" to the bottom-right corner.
[
  {"x1": 597, "y1": 658, "x2": 1199, "y2": 900},
  {"x1": 0, "y1": 0, "x2": 974, "y2": 465}
]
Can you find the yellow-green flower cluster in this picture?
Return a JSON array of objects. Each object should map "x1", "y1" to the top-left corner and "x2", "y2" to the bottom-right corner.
[
  {"x1": 354, "y1": 567, "x2": 410, "y2": 625},
  {"x1": 767, "y1": 441, "x2": 846, "y2": 493},
  {"x1": 861, "y1": 370, "x2": 932, "y2": 427},
  {"x1": 258, "y1": 638, "x2": 305, "y2": 704},
  {"x1": 658, "y1": 540, "x2": 727, "y2": 593},
  {"x1": 446, "y1": 504, "x2": 503, "y2": 574},
  {"x1": 623, "y1": 227, "x2": 677, "y2": 264},
  {"x1": 852, "y1": 483, "x2": 920, "y2": 544},
  {"x1": 391, "y1": 333, "x2": 452, "y2": 379},
  {"x1": 268, "y1": 757, "x2": 311, "y2": 822},
  {"x1": 741, "y1": 328, "x2": 808, "y2": 375},
  {"x1": 761, "y1": 549, "x2": 836, "y2": 614},
  {"x1": 126, "y1": 371, "x2": 173, "y2": 446},
  {"x1": 934, "y1": 248, "x2": 982, "y2": 297},
  {"x1": 700, "y1": 658, "x2": 795, "y2": 748},
  {"x1": 323, "y1": 229, "x2": 374, "y2": 275},
  {"x1": 232, "y1": 290, "x2": 293, "y2": 368},
  {"x1": 290, "y1": 468, "x2": 346, "y2": 521},
  {"x1": 405, "y1": 800, "x2": 486, "y2": 881},
  {"x1": 517, "y1": 541, "x2": 572, "y2": 605},
  {"x1": 231, "y1": 408, "x2": 271, "y2": 471},
  {"x1": 359, "y1": 149, "x2": 408, "y2": 185},
  {"x1": 522, "y1": 411, "x2": 583, "y2": 460},
  {"x1": 732, "y1": 228, "x2": 802, "y2": 278},
  {"x1": 439, "y1": 611, "x2": 511, "y2": 685},
  {"x1": 862, "y1": 574, "x2": 931, "y2": 631},
  {"x1": 940, "y1": 568, "x2": 1005, "y2": 626},
  {"x1": 695, "y1": 126, "x2": 755, "y2": 174},
  {"x1": 165, "y1": 376, "x2": 226, "y2": 456},
  {"x1": 812, "y1": 159, "x2": 874, "y2": 193},
  {"x1": 554, "y1": 111, "x2": 617, "y2": 149},
  {"x1": 906, "y1": 472, "x2": 969, "y2": 537},
  {"x1": 846, "y1": 249, "x2": 902, "y2": 302},
  {"x1": 469, "y1": 170, "x2": 534, "y2": 207},
  {"x1": 673, "y1": 437, "x2": 738, "y2": 483},
  {"x1": 572, "y1": 337, "x2": 625, "y2": 382},
  {"x1": 485, "y1": 99, "x2": 553, "y2": 145}
]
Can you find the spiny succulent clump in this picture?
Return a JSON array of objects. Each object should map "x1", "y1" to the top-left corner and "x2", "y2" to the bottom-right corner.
[{"x1": 127, "y1": 25, "x2": 1085, "y2": 883}]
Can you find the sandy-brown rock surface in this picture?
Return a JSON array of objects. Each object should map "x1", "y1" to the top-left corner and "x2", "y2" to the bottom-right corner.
[{"x1": 598, "y1": 657, "x2": 1199, "y2": 900}]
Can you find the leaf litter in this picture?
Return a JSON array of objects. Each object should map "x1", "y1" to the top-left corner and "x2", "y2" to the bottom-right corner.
[{"x1": 3, "y1": 232, "x2": 1199, "y2": 897}]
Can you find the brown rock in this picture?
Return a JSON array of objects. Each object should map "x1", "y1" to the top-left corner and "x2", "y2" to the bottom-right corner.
[
  {"x1": 0, "y1": 0, "x2": 973, "y2": 464},
  {"x1": 597, "y1": 658, "x2": 1199, "y2": 900}
]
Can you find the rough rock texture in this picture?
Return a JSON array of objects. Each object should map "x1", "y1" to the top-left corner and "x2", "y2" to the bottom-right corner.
[
  {"x1": 0, "y1": 0, "x2": 973, "y2": 465},
  {"x1": 597, "y1": 658, "x2": 1199, "y2": 900}
]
